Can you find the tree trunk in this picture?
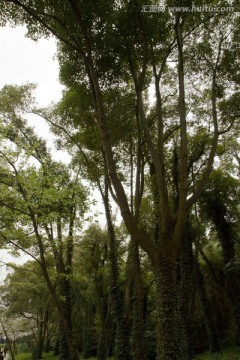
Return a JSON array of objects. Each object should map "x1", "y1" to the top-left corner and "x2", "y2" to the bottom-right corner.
[
  {"x1": 1, "y1": 322, "x2": 15, "y2": 360},
  {"x1": 126, "y1": 238, "x2": 146, "y2": 360},
  {"x1": 195, "y1": 263, "x2": 220, "y2": 353},
  {"x1": 103, "y1": 179, "x2": 131, "y2": 360},
  {"x1": 216, "y1": 217, "x2": 240, "y2": 341},
  {"x1": 176, "y1": 226, "x2": 194, "y2": 359},
  {"x1": 58, "y1": 275, "x2": 76, "y2": 360},
  {"x1": 44, "y1": 338, "x2": 51, "y2": 353},
  {"x1": 82, "y1": 302, "x2": 94, "y2": 359},
  {"x1": 31, "y1": 322, "x2": 44, "y2": 360},
  {"x1": 224, "y1": 269, "x2": 240, "y2": 343},
  {"x1": 53, "y1": 332, "x2": 60, "y2": 356},
  {"x1": 108, "y1": 226, "x2": 130, "y2": 360},
  {"x1": 155, "y1": 255, "x2": 180, "y2": 360},
  {"x1": 96, "y1": 281, "x2": 111, "y2": 360},
  {"x1": 97, "y1": 327, "x2": 109, "y2": 360}
]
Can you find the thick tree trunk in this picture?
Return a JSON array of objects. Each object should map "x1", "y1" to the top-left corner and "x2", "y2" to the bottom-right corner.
[
  {"x1": 155, "y1": 255, "x2": 180, "y2": 360},
  {"x1": 58, "y1": 275, "x2": 77, "y2": 360}
]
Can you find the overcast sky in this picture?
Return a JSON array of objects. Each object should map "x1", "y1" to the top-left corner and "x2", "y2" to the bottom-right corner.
[
  {"x1": 0, "y1": 25, "x2": 65, "y2": 283},
  {"x1": 0, "y1": 26, "x2": 63, "y2": 104}
]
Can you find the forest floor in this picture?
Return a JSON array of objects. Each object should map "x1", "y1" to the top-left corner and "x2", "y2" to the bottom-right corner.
[
  {"x1": 193, "y1": 346, "x2": 240, "y2": 359},
  {"x1": 14, "y1": 346, "x2": 240, "y2": 360}
]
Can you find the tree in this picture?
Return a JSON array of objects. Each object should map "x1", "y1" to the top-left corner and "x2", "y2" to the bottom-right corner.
[
  {"x1": 0, "y1": 84, "x2": 88, "y2": 360},
  {"x1": 1, "y1": 261, "x2": 57, "y2": 360},
  {"x1": 200, "y1": 169, "x2": 240, "y2": 341}
]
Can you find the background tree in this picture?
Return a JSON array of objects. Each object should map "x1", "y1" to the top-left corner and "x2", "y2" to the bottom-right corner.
[
  {"x1": 1, "y1": 261, "x2": 57, "y2": 360},
  {"x1": 0, "y1": 84, "x2": 88, "y2": 360},
  {"x1": 200, "y1": 169, "x2": 240, "y2": 341}
]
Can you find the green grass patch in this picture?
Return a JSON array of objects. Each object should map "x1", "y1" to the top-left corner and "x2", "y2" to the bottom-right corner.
[
  {"x1": 15, "y1": 352, "x2": 59, "y2": 360},
  {"x1": 14, "y1": 353, "x2": 113, "y2": 360},
  {"x1": 13, "y1": 347, "x2": 240, "y2": 360},
  {"x1": 193, "y1": 346, "x2": 240, "y2": 360}
]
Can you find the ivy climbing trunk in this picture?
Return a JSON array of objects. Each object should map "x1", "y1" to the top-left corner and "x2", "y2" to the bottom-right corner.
[
  {"x1": 58, "y1": 276, "x2": 75, "y2": 360},
  {"x1": 31, "y1": 320, "x2": 44, "y2": 360},
  {"x1": 97, "y1": 325, "x2": 109, "y2": 360},
  {"x1": 155, "y1": 253, "x2": 180, "y2": 360},
  {"x1": 126, "y1": 238, "x2": 146, "y2": 360},
  {"x1": 176, "y1": 225, "x2": 194, "y2": 359},
  {"x1": 103, "y1": 178, "x2": 131, "y2": 360}
]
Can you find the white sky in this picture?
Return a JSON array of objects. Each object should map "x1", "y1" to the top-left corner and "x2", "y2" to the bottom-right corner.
[{"x1": 0, "y1": 26, "x2": 63, "y2": 106}]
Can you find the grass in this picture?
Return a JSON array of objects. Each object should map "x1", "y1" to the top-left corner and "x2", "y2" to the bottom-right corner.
[
  {"x1": 13, "y1": 347, "x2": 240, "y2": 359},
  {"x1": 193, "y1": 346, "x2": 240, "y2": 360},
  {"x1": 14, "y1": 353, "x2": 114, "y2": 360},
  {"x1": 15, "y1": 353, "x2": 58, "y2": 360}
]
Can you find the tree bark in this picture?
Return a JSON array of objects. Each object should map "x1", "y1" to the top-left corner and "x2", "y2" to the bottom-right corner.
[
  {"x1": 195, "y1": 263, "x2": 220, "y2": 353},
  {"x1": 215, "y1": 216, "x2": 240, "y2": 341},
  {"x1": 176, "y1": 226, "x2": 194, "y2": 359},
  {"x1": 155, "y1": 254, "x2": 180, "y2": 360},
  {"x1": 103, "y1": 179, "x2": 131, "y2": 360},
  {"x1": 126, "y1": 238, "x2": 146, "y2": 360}
]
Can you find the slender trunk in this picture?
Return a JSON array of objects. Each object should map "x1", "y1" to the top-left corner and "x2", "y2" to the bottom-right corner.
[
  {"x1": 44, "y1": 338, "x2": 51, "y2": 353},
  {"x1": 126, "y1": 238, "x2": 146, "y2": 360},
  {"x1": 54, "y1": 246, "x2": 75, "y2": 360},
  {"x1": 103, "y1": 179, "x2": 131, "y2": 360},
  {"x1": 96, "y1": 271, "x2": 111, "y2": 360},
  {"x1": 32, "y1": 219, "x2": 78, "y2": 360},
  {"x1": 215, "y1": 216, "x2": 240, "y2": 340},
  {"x1": 82, "y1": 302, "x2": 94, "y2": 359},
  {"x1": 173, "y1": 14, "x2": 188, "y2": 247},
  {"x1": 176, "y1": 226, "x2": 194, "y2": 360},
  {"x1": 53, "y1": 331, "x2": 60, "y2": 356},
  {"x1": 97, "y1": 324, "x2": 109, "y2": 360},
  {"x1": 195, "y1": 263, "x2": 220, "y2": 353},
  {"x1": 224, "y1": 269, "x2": 240, "y2": 342},
  {"x1": 31, "y1": 321, "x2": 44, "y2": 360},
  {"x1": 1, "y1": 322, "x2": 15, "y2": 360}
]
